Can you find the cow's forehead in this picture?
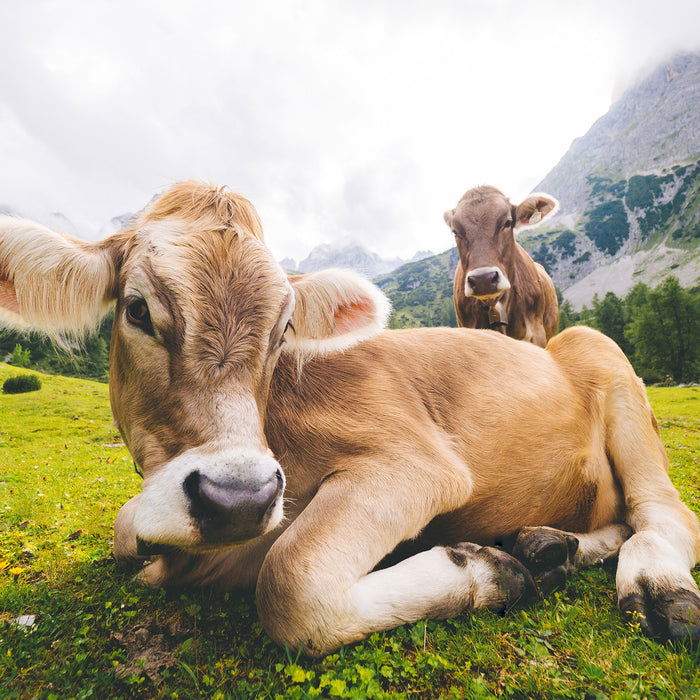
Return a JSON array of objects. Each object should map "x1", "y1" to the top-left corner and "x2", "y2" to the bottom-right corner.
[
  {"x1": 121, "y1": 218, "x2": 291, "y2": 315},
  {"x1": 456, "y1": 188, "x2": 511, "y2": 221}
]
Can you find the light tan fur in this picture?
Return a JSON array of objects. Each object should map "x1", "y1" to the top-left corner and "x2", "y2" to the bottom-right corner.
[
  {"x1": 0, "y1": 216, "x2": 117, "y2": 343},
  {"x1": 1, "y1": 181, "x2": 698, "y2": 656}
]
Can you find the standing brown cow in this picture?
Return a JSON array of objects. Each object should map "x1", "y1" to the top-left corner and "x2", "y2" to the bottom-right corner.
[{"x1": 444, "y1": 186, "x2": 559, "y2": 346}]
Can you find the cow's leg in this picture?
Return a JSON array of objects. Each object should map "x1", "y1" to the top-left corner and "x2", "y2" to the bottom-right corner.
[
  {"x1": 255, "y1": 465, "x2": 538, "y2": 657},
  {"x1": 512, "y1": 523, "x2": 631, "y2": 594},
  {"x1": 605, "y1": 374, "x2": 700, "y2": 641}
]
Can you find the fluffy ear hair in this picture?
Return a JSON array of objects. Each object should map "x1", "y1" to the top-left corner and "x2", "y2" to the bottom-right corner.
[
  {"x1": 514, "y1": 193, "x2": 559, "y2": 229},
  {"x1": 443, "y1": 209, "x2": 455, "y2": 228},
  {"x1": 0, "y1": 216, "x2": 121, "y2": 343},
  {"x1": 284, "y1": 269, "x2": 391, "y2": 356}
]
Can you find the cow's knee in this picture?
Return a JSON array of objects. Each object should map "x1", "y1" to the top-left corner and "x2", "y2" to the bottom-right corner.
[{"x1": 255, "y1": 554, "x2": 341, "y2": 657}]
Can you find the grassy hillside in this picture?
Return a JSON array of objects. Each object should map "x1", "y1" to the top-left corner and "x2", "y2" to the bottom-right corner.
[
  {"x1": 374, "y1": 248, "x2": 459, "y2": 329},
  {"x1": 1, "y1": 364, "x2": 699, "y2": 699}
]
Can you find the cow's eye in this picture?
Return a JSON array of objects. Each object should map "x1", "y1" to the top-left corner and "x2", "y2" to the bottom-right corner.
[
  {"x1": 452, "y1": 230, "x2": 464, "y2": 240},
  {"x1": 502, "y1": 220, "x2": 513, "y2": 230},
  {"x1": 125, "y1": 298, "x2": 154, "y2": 335},
  {"x1": 279, "y1": 320, "x2": 295, "y2": 347}
]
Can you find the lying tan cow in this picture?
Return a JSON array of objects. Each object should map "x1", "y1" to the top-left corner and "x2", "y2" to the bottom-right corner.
[
  {"x1": 445, "y1": 186, "x2": 559, "y2": 346},
  {"x1": 1, "y1": 181, "x2": 698, "y2": 657}
]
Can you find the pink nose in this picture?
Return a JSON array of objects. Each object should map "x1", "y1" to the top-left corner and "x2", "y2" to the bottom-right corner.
[{"x1": 183, "y1": 469, "x2": 283, "y2": 543}]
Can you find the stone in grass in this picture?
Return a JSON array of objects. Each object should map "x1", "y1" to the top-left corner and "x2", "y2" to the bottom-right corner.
[{"x1": 14, "y1": 615, "x2": 37, "y2": 629}]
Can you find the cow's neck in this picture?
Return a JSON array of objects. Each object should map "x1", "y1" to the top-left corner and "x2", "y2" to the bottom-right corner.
[{"x1": 486, "y1": 300, "x2": 508, "y2": 333}]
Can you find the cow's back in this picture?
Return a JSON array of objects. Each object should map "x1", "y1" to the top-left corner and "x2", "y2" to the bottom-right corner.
[{"x1": 265, "y1": 327, "x2": 616, "y2": 539}]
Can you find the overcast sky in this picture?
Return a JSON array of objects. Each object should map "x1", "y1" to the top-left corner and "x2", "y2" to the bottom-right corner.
[{"x1": 1, "y1": 1, "x2": 699, "y2": 262}]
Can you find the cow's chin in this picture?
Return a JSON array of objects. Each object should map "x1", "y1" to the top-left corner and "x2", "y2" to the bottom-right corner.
[
  {"x1": 135, "y1": 528, "x2": 270, "y2": 557},
  {"x1": 134, "y1": 498, "x2": 286, "y2": 557}
]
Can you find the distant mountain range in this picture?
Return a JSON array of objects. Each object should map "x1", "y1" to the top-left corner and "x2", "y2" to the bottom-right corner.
[{"x1": 282, "y1": 244, "x2": 433, "y2": 278}]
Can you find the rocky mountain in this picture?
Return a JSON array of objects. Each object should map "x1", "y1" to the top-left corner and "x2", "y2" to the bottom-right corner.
[
  {"x1": 519, "y1": 51, "x2": 700, "y2": 308},
  {"x1": 284, "y1": 243, "x2": 433, "y2": 278},
  {"x1": 99, "y1": 211, "x2": 138, "y2": 237}
]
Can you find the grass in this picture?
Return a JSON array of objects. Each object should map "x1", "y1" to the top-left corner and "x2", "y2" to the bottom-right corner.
[{"x1": 1, "y1": 363, "x2": 699, "y2": 699}]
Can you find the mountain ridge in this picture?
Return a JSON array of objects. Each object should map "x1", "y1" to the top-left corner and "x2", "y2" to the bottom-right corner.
[
  {"x1": 517, "y1": 51, "x2": 700, "y2": 307},
  {"x1": 283, "y1": 242, "x2": 434, "y2": 278}
]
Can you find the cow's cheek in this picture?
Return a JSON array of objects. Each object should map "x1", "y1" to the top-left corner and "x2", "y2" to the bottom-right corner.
[{"x1": 109, "y1": 334, "x2": 179, "y2": 472}]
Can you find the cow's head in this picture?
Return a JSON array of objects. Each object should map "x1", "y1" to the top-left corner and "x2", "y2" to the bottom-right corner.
[
  {"x1": 0, "y1": 182, "x2": 390, "y2": 553},
  {"x1": 444, "y1": 186, "x2": 558, "y2": 301}
]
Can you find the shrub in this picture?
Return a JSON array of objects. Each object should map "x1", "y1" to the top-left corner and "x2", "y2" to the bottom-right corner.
[
  {"x1": 584, "y1": 200, "x2": 629, "y2": 255},
  {"x1": 10, "y1": 343, "x2": 31, "y2": 368},
  {"x1": 3, "y1": 374, "x2": 42, "y2": 394}
]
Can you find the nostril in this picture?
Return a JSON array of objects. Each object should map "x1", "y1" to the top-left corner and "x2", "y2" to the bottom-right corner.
[
  {"x1": 490, "y1": 271, "x2": 500, "y2": 284},
  {"x1": 183, "y1": 470, "x2": 204, "y2": 510}
]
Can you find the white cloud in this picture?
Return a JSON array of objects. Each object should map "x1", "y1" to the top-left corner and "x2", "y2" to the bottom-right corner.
[{"x1": 0, "y1": 0, "x2": 698, "y2": 261}]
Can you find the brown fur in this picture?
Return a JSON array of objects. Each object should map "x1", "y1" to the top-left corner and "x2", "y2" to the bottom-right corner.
[{"x1": 445, "y1": 186, "x2": 559, "y2": 346}]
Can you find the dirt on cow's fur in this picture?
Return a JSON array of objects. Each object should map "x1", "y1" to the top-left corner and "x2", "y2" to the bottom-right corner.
[{"x1": 111, "y1": 616, "x2": 194, "y2": 683}]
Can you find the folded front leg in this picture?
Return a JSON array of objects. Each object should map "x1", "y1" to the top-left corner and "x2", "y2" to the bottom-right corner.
[
  {"x1": 255, "y1": 459, "x2": 536, "y2": 657},
  {"x1": 349, "y1": 542, "x2": 538, "y2": 632},
  {"x1": 259, "y1": 538, "x2": 538, "y2": 657}
]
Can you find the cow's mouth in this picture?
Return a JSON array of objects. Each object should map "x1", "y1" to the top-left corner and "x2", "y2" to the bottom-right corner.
[
  {"x1": 135, "y1": 538, "x2": 181, "y2": 557},
  {"x1": 135, "y1": 537, "x2": 249, "y2": 556}
]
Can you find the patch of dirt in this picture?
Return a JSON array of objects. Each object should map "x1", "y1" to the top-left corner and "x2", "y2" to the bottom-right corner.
[{"x1": 111, "y1": 617, "x2": 193, "y2": 683}]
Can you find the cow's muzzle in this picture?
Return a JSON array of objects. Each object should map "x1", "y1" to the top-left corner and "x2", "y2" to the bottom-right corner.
[
  {"x1": 184, "y1": 468, "x2": 284, "y2": 543},
  {"x1": 465, "y1": 266, "x2": 511, "y2": 299},
  {"x1": 132, "y1": 448, "x2": 286, "y2": 551}
]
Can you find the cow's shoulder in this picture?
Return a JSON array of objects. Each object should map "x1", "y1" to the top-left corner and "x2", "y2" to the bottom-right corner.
[{"x1": 511, "y1": 244, "x2": 547, "y2": 304}]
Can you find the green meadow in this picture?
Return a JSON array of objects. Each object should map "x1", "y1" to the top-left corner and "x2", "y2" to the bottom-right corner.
[{"x1": 1, "y1": 363, "x2": 699, "y2": 699}]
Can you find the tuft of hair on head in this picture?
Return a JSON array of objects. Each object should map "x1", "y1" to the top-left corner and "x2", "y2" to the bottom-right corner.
[{"x1": 136, "y1": 180, "x2": 265, "y2": 241}]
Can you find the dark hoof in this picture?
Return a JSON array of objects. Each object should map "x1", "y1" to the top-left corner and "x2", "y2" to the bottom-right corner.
[
  {"x1": 476, "y1": 546, "x2": 540, "y2": 611},
  {"x1": 511, "y1": 527, "x2": 579, "y2": 596},
  {"x1": 620, "y1": 582, "x2": 700, "y2": 643}
]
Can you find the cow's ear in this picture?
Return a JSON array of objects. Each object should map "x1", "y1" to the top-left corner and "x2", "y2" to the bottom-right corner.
[
  {"x1": 284, "y1": 269, "x2": 391, "y2": 355},
  {"x1": 443, "y1": 209, "x2": 455, "y2": 228},
  {"x1": 0, "y1": 216, "x2": 122, "y2": 343},
  {"x1": 514, "y1": 193, "x2": 559, "y2": 229}
]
